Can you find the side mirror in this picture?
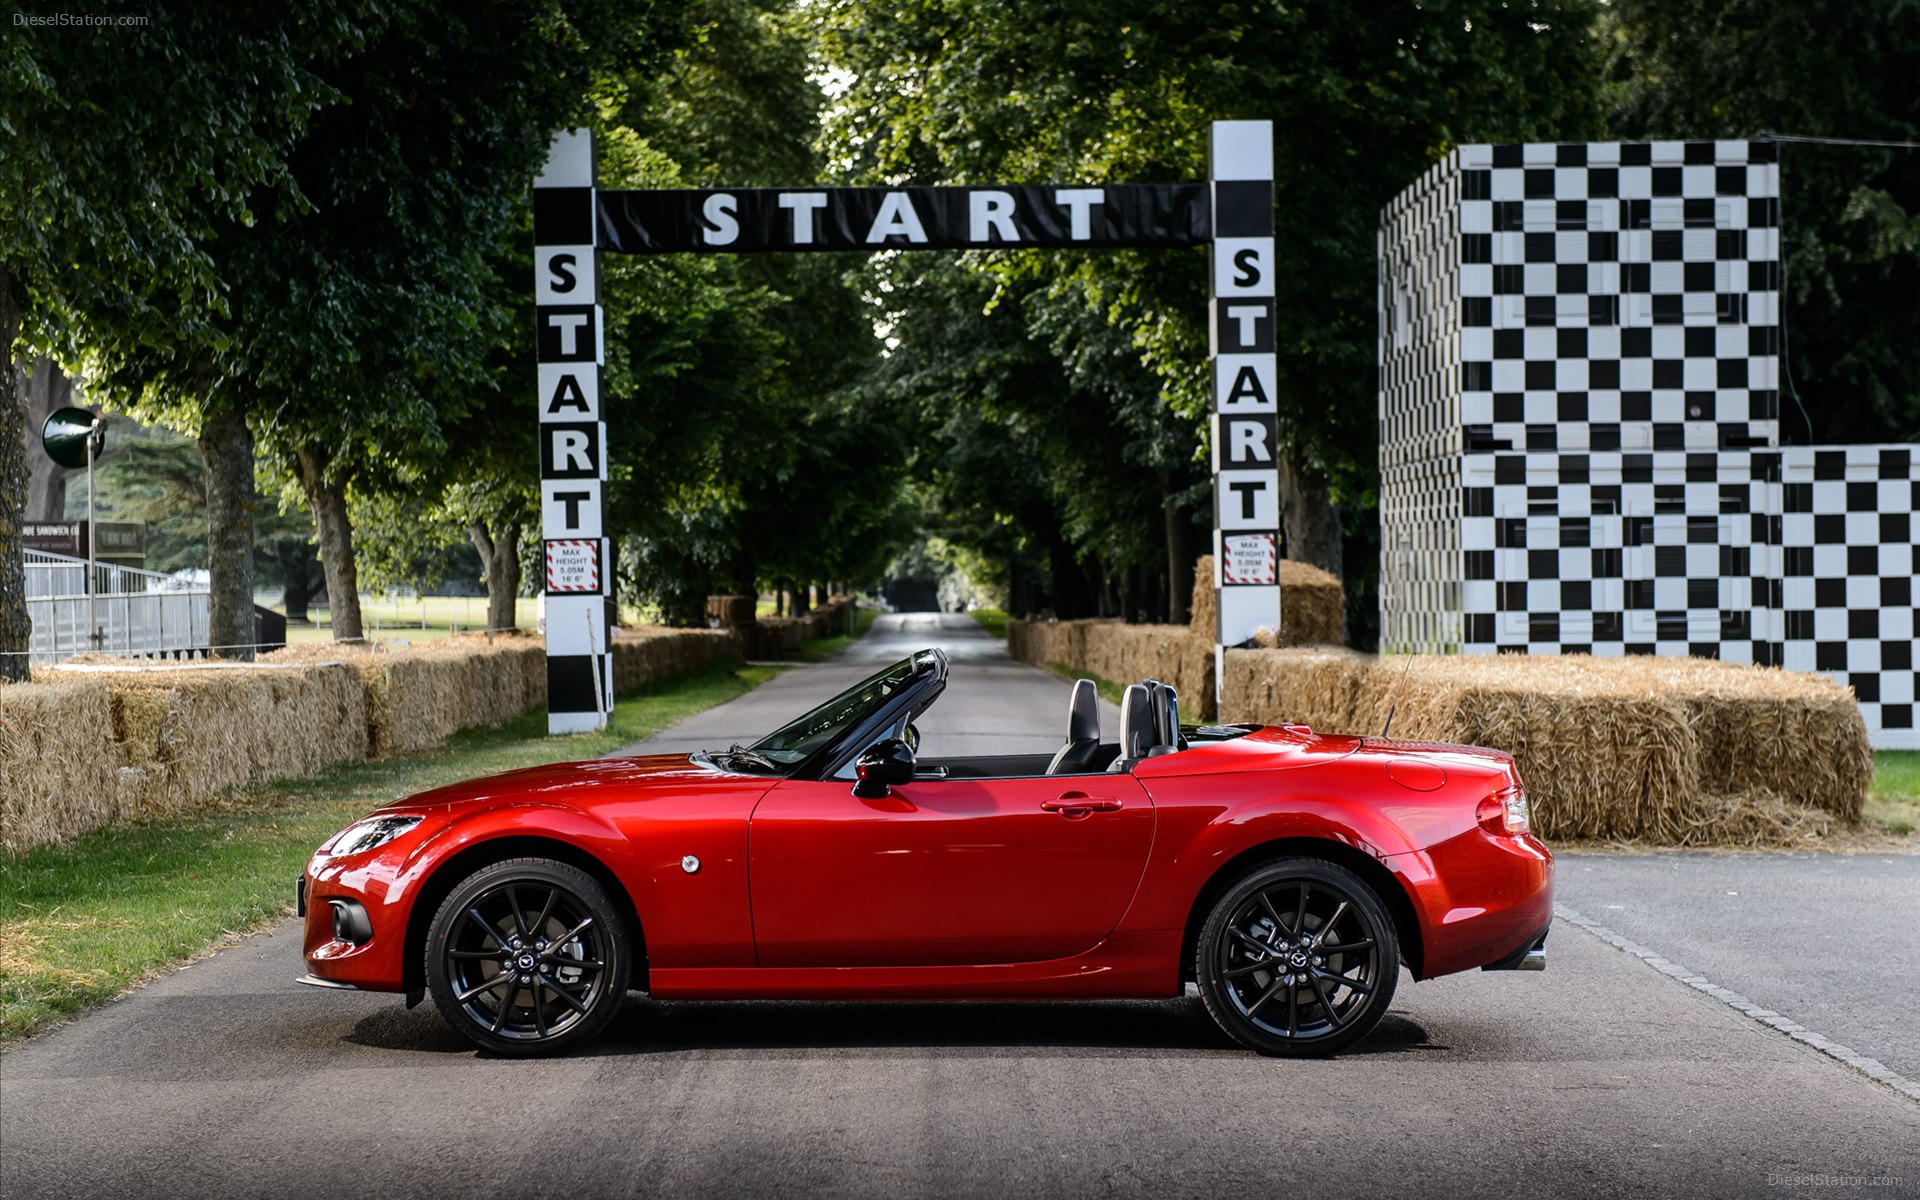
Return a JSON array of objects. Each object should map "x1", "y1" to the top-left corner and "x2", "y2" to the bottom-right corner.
[{"x1": 852, "y1": 738, "x2": 916, "y2": 799}]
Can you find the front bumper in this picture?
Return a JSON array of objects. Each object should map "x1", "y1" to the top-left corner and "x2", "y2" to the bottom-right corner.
[{"x1": 300, "y1": 862, "x2": 411, "y2": 993}]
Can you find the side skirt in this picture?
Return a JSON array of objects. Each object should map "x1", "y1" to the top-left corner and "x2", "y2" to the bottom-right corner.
[{"x1": 647, "y1": 931, "x2": 1181, "y2": 1001}]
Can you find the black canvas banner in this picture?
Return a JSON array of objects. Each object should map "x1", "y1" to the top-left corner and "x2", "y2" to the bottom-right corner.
[{"x1": 596, "y1": 184, "x2": 1211, "y2": 254}]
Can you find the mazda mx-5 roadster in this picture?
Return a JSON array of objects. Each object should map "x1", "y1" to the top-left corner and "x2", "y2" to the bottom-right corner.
[{"x1": 300, "y1": 648, "x2": 1552, "y2": 1056}]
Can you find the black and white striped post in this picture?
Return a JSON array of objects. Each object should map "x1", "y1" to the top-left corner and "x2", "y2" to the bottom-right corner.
[
  {"x1": 1208, "y1": 120, "x2": 1282, "y2": 696},
  {"x1": 534, "y1": 129, "x2": 612, "y2": 734},
  {"x1": 526, "y1": 120, "x2": 1278, "y2": 730}
]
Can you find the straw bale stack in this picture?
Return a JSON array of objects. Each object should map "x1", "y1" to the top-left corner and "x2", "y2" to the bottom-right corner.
[
  {"x1": 611, "y1": 627, "x2": 740, "y2": 694},
  {"x1": 1189, "y1": 555, "x2": 1346, "y2": 647},
  {"x1": 359, "y1": 636, "x2": 545, "y2": 756},
  {"x1": 752, "y1": 597, "x2": 854, "y2": 655},
  {"x1": 1, "y1": 625, "x2": 757, "y2": 852},
  {"x1": 0, "y1": 662, "x2": 366, "y2": 853},
  {"x1": 1220, "y1": 649, "x2": 1871, "y2": 846},
  {"x1": 0, "y1": 679, "x2": 123, "y2": 851}
]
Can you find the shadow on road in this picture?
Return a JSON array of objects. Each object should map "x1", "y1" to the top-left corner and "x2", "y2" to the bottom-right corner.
[{"x1": 346, "y1": 994, "x2": 1439, "y2": 1059}]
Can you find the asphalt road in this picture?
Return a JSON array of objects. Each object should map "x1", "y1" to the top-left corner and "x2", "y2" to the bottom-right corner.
[
  {"x1": 610, "y1": 611, "x2": 1124, "y2": 760},
  {"x1": 3, "y1": 613, "x2": 1915, "y2": 1199},
  {"x1": 1556, "y1": 851, "x2": 1920, "y2": 1082}
]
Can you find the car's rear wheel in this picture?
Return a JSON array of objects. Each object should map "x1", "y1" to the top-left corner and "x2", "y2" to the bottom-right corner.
[
  {"x1": 1194, "y1": 857, "x2": 1398, "y2": 1057},
  {"x1": 425, "y1": 857, "x2": 631, "y2": 1055}
]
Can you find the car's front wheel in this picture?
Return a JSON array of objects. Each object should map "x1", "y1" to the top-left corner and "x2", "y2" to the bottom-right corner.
[
  {"x1": 425, "y1": 857, "x2": 632, "y2": 1055},
  {"x1": 1195, "y1": 857, "x2": 1399, "y2": 1056}
]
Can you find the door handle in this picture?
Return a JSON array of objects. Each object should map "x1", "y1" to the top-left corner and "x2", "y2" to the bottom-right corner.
[{"x1": 1042, "y1": 792, "x2": 1123, "y2": 814}]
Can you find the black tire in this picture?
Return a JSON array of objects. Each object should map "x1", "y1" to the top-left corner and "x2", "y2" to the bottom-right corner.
[
  {"x1": 1194, "y1": 857, "x2": 1399, "y2": 1057},
  {"x1": 425, "y1": 857, "x2": 632, "y2": 1056}
]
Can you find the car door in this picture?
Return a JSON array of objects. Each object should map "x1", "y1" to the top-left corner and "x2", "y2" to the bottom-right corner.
[{"x1": 748, "y1": 772, "x2": 1154, "y2": 968}]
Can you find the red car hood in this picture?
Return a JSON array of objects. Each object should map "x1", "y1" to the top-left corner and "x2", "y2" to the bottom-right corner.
[{"x1": 375, "y1": 753, "x2": 743, "y2": 815}]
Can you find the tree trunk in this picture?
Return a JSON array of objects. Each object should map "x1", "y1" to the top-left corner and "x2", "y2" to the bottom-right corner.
[
  {"x1": 199, "y1": 406, "x2": 256, "y2": 661},
  {"x1": 294, "y1": 443, "x2": 363, "y2": 641},
  {"x1": 1161, "y1": 469, "x2": 1190, "y2": 627},
  {"x1": 23, "y1": 355, "x2": 77, "y2": 521},
  {"x1": 0, "y1": 264, "x2": 29, "y2": 682},
  {"x1": 468, "y1": 520, "x2": 522, "y2": 634},
  {"x1": 1279, "y1": 448, "x2": 1347, "y2": 644},
  {"x1": 277, "y1": 539, "x2": 319, "y2": 624},
  {"x1": 1279, "y1": 448, "x2": 1344, "y2": 577},
  {"x1": 788, "y1": 578, "x2": 810, "y2": 617}
]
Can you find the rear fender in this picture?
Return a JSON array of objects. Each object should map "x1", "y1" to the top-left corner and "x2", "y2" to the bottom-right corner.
[{"x1": 1117, "y1": 779, "x2": 1432, "y2": 970}]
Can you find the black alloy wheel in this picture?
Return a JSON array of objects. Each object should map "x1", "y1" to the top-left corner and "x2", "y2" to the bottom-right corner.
[
  {"x1": 425, "y1": 857, "x2": 632, "y2": 1055},
  {"x1": 1195, "y1": 858, "x2": 1399, "y2": 1056}
]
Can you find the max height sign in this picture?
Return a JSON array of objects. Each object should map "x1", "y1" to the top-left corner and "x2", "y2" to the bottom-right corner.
[{"x1": 533, "y1": 123, "x2": 1281, "y2": 733}]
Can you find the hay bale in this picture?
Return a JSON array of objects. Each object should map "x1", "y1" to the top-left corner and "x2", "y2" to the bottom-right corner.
[
  {"x1": 2, "y1": 663, "x2": 369, "y2": 850},
  {"x1": 1004, "y1": 617, "x2": 1218, "y2": 721},
  {"x1": 1, "y1": 624, "x2": 747, "y2": 852},
  {"x1": 1192, "y1": 555, "x2": 1344, "y2": 647},
  {"x1": 1189, "y1": 559, "x2": 1218, "y2": 644},
  {"x1": 359, "y1": 635, "x2": 544, "y2": 757},
  {"x1": 705, "y1": 595, "x2": 756, "y2": 626},
  {"x1": 610, "y1": 627, "x2": 734, "y2": 694},
  {"x1": 1217, "y1": 648, "x2": 1872, "y2": 846},
  {"x1": 0, "y1": 679, "x2": 123, "y2": 852},
  {"x1": 1647, "y1": 656, "x2": 1872, "y2": 822}
]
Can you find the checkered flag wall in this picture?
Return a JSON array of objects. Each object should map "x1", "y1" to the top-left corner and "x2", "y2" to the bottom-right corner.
[{"x1": 1379, "y1": 140, "x2": 1919, "y2": 749}]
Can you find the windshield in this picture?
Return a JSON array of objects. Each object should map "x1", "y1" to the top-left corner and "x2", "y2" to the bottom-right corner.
[{"x1": 742, "y1": 655, "x2": 922, "y2": 766}]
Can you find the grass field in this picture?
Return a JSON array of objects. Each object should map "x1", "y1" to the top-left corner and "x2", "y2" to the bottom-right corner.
[
  {"x1": 0, "y1": 662, "x2": 784, "y2": 1045},
  {"x1": 1867, "y1": 750, "x2": 1920, "y2": 836},
  {"x1": 969, "y1": 608, "x2": 1010, "y2": 640},
  {"x1": 278, "y1": 595, "x2": 539, "y2": 644}
]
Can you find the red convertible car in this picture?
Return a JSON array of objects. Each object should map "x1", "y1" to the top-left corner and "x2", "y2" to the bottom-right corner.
[{"x1": 300, "y1": 648, "x2": 1551, "y2": 1056}]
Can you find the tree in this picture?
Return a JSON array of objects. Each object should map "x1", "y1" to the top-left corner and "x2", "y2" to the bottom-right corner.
[
  {"x1": 598, "y1": 0, "x2": 908, "y2": 621},
  {"x1": 819, "y1": 0, "x2": 1607, "y2": 638},
  {"x1": 1604, "y1": 0, "x2": 1920, "y2": 443},
  {"x1": 71, "y1": 3, "x2": 685, "y2": 661},
  {"x1": 2, "y1": 8, "x2": 333, "y2": 672}
]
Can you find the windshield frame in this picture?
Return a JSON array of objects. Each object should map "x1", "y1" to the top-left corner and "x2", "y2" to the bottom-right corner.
[{"x1": 707, "y1": 648, "x2": 948, "y2": 780}]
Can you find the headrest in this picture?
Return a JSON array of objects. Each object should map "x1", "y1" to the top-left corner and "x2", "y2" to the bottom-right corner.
[
  {"x1": 1144, "y1": 680, "x2": 1179, "y2": 750},
  {"x1": 1067, "y1": 678, "x2": 1100, "y2": 743},
  {"x1": 1118, "y1": 684, "x2": 1154, "y2": 761}
]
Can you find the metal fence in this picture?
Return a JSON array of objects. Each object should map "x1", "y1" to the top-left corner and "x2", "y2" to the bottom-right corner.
[{"x1": 25, "y1": 550, "x2": 211, "y2": 666}]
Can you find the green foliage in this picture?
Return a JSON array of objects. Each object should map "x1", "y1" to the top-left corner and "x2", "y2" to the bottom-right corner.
[
  {"x1": 1604, "y1": 0, "x2": 1920, "y2": 443},
  {"x1": 817, "y1": 0, "x2": 1607, "y2": 626},
  {"x1": 2, "y1": 8, "x2": 340, "y2": 362},
  {"x1": 597, "y1": 0, "x2": 914, "y2": 616}
]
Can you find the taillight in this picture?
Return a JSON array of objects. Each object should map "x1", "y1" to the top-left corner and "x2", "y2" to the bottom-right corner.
[{"x1": 1477, "y1": 785, "x2": 1531, "y2": 837}]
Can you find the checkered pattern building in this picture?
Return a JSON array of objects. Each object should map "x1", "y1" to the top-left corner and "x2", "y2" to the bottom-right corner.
[{"x1": 1379, "y1": 140, "x2": 1919, "y2": 749}]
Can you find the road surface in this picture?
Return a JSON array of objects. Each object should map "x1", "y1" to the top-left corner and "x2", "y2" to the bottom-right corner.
[{"x1": 4, "y1": 612, "x2": 1914, "y2": 1199}]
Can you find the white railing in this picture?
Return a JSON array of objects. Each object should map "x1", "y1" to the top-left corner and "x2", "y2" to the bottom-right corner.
[{"x1": 24, "y1": 550, "x2": 211, "y2": 665}]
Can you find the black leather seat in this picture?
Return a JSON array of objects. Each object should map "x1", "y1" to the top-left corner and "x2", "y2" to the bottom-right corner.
[
  {"x1": 1109, "y1": 683, "x2": 1155, "y2": 770},
  {"x1": 1046, "y1": 679, "x2": 1102, "y2": 775}
]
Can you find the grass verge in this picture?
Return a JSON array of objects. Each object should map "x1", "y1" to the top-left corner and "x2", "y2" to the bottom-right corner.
[
  {"x1": 1867, "y1": 750, "x2": 1920, "y2": 836},
  {"x1": 0, "y1": 661, "x2": 783, "y2": 1045},
  {"x1": 791, "y1": 604, "x2": 879, "y2": 661},
  {"x1": 1045, "y1": 661, "x2": 1126, "y2": 706},
  {"x1": 969, "y1": 608, "x2": 1010, "y2": 640}
]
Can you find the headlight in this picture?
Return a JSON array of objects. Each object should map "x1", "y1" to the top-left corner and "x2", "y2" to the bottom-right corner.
[{"x1": 323, "y1": 815, "x2": 423, "y2": 857}]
